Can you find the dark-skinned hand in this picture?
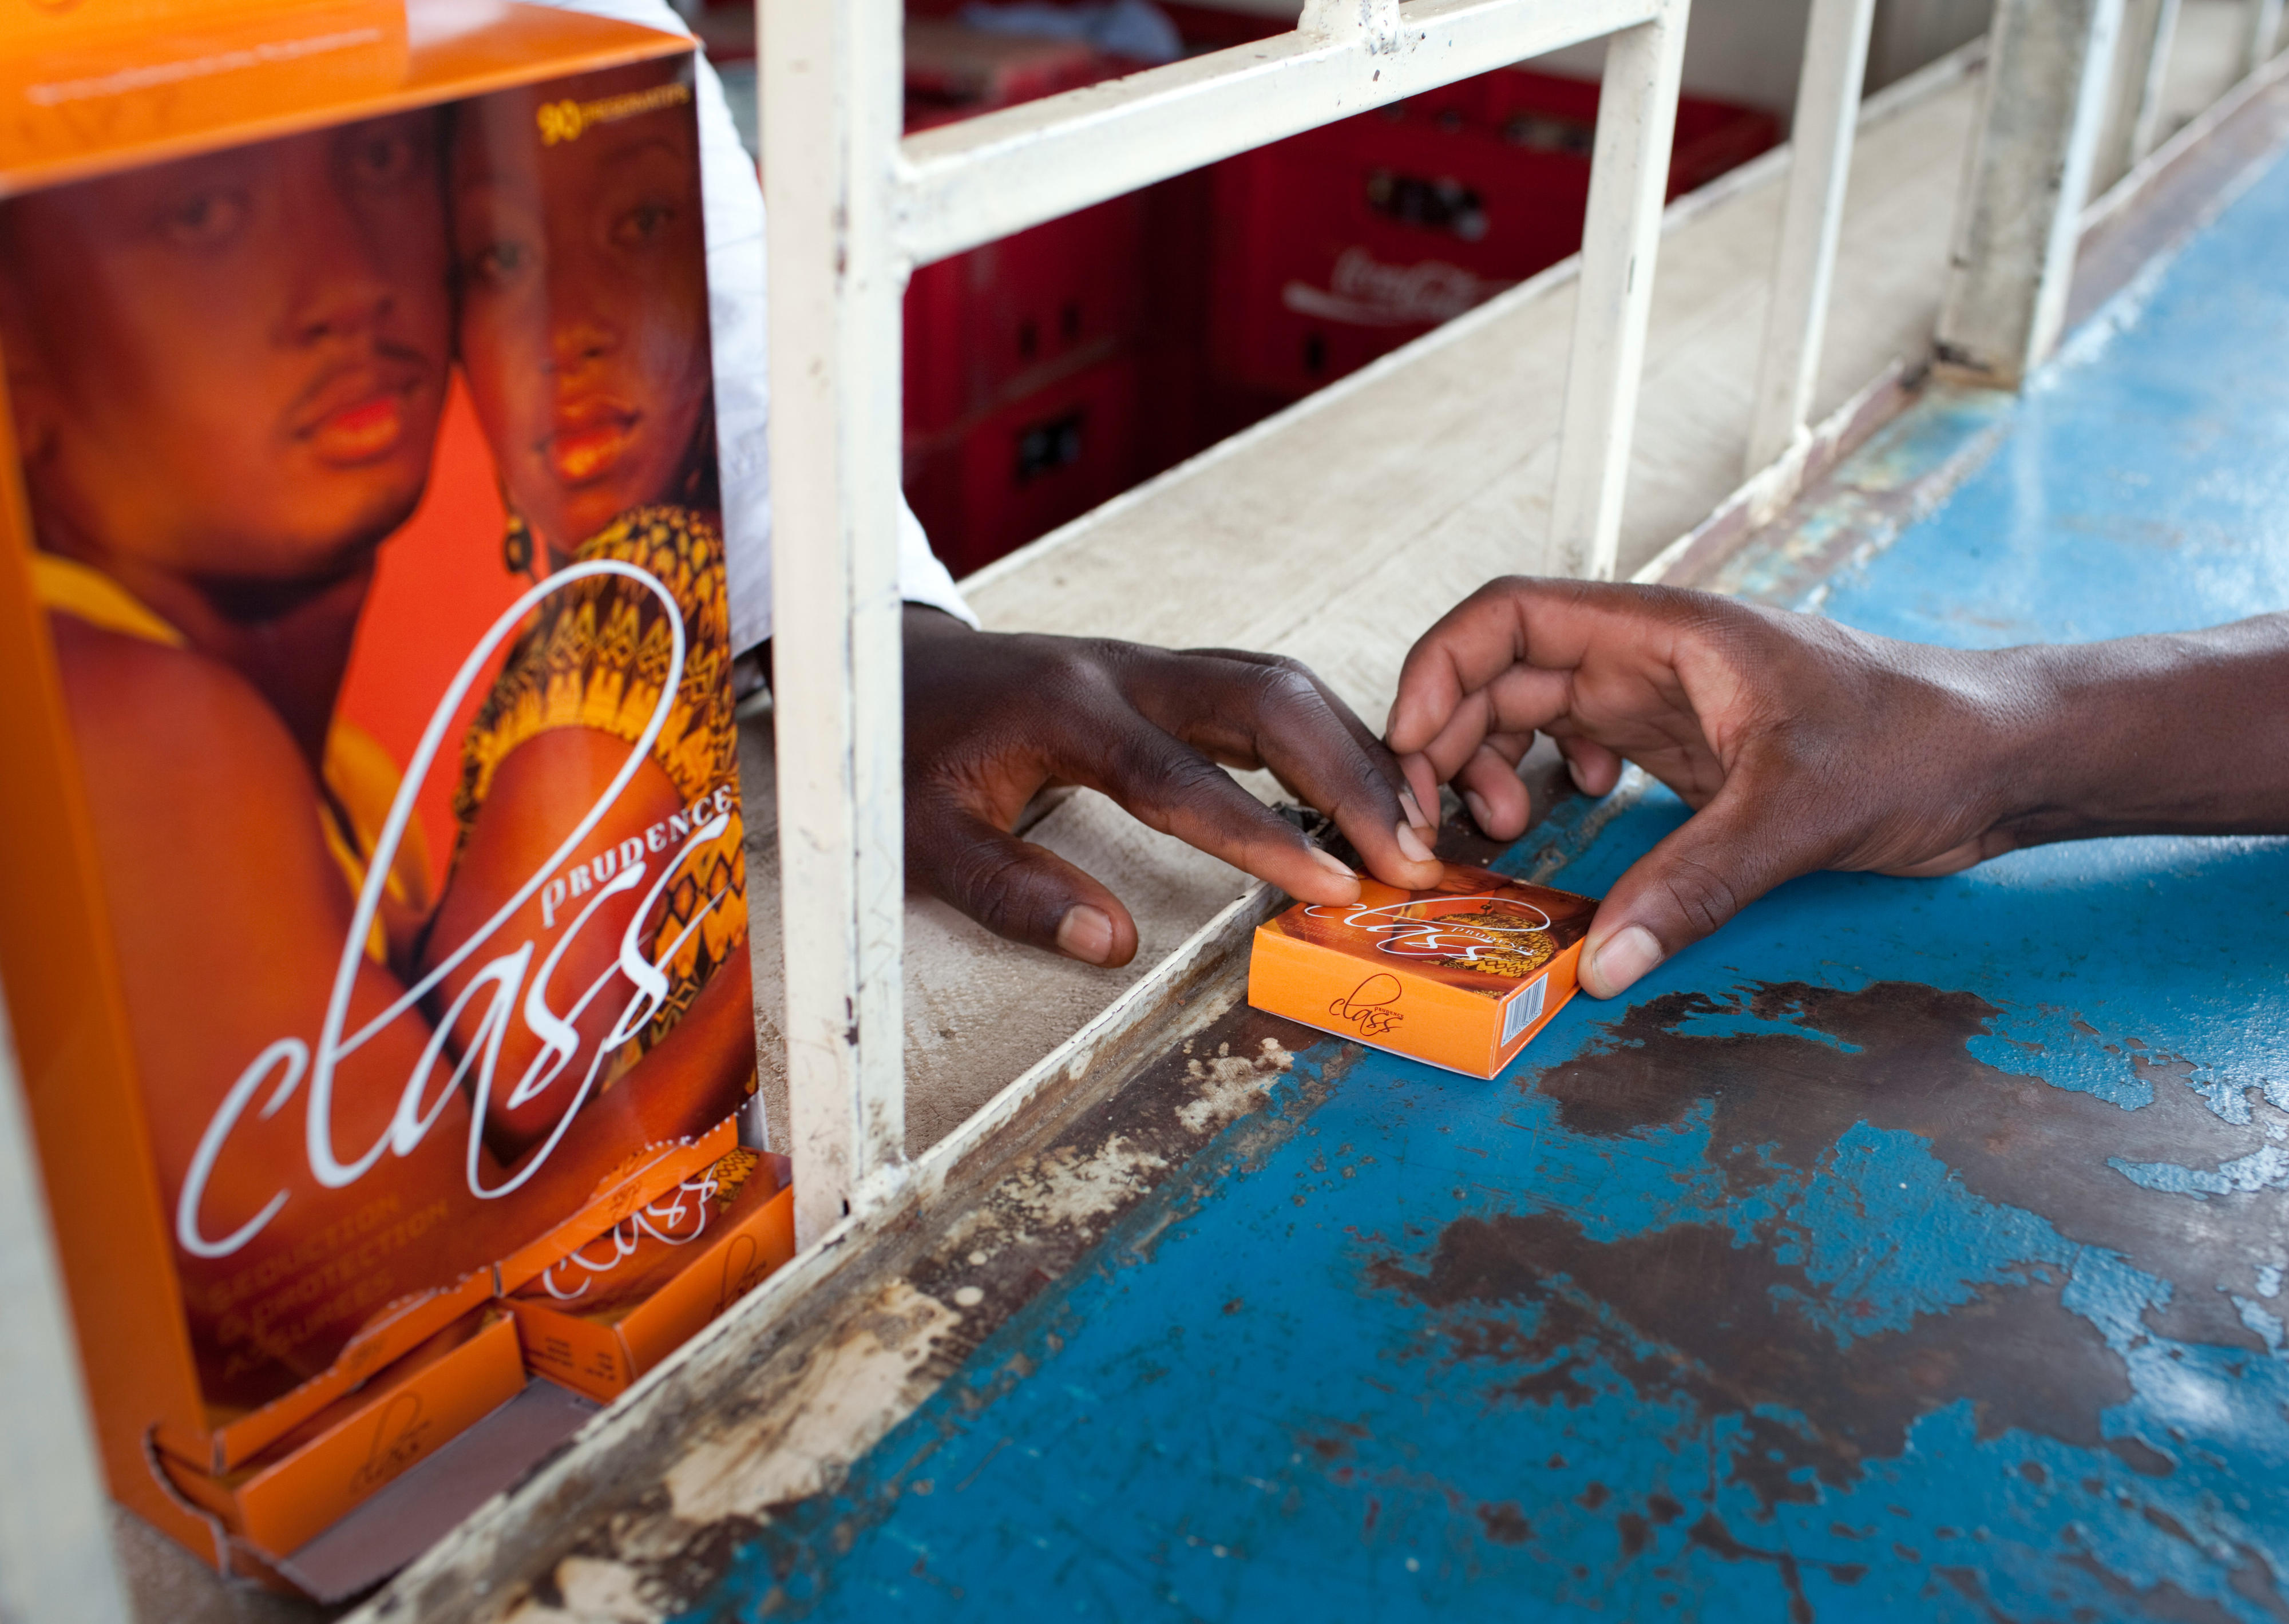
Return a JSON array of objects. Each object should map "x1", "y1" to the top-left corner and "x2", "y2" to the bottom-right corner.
[
  {"x1": 1385, "y1": 577, "x2": 2289, "y2": 1000},
  {"x1": 904, "y1": 605, "x2": 1443, "y2": 965}
]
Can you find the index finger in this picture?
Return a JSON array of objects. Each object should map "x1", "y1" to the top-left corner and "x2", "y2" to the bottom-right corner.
[
  {"x1": 1071, "y1": 703, "x2": 1374, "y2": 905},
  {"x1": 1140, "y1": 649, "x2": 1445, "y2": 891}
]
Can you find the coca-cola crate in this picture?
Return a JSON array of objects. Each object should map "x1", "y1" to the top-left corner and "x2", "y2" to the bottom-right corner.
[
  {"x1": 1150, "y1": 2, "x2": 1287, "y2": 49},
  {"x1": 903, "y1": 15, "x2": 1109, "y2": 125},
  {"x1": 902, "y1": 19, "x2": 1147, "y2": 437},
  {"x1": 1207, "y1": 67, "x2": 1778, "y2": 401},
  {"x1": 1131, "y1": 163, "x2": 1218, "y2": 478},
  {"x1": 904, "y1": 353, "x2": 1140, "y2": 576},
  {"x1": 905, "y1": 194, "x2": 1147, "y2": 435}
]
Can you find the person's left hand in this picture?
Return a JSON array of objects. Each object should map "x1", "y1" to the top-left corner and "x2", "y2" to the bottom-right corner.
[{"x1": 904, "y1": 607, "x2": 1443, "y2": 966}]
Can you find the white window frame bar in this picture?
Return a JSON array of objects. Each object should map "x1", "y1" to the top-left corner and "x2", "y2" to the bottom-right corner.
[
  {"x1": 761, "y1": 0, "x2": 1690, "y2": 1245},
  {"x1": 1744, "y1": 0, "x2": 1878, "y2": 476},
  {"x1": 1936, "y1": 0, "x2": 2126, "y2": 387},
  {"x1": 2129, "y1": 0, "x2": 2184, "y2": 160},
  {"x1": 2093, "y1": 0, "x2": 2183, "y2": 194}
]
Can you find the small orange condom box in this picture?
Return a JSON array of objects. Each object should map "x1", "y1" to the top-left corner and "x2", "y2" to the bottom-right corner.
[
  {"x1": 506, "y1": 1148, "x2": 797, "y2": 1404},
  {"x1": 1249, "y1": 863, "x2": 1596, "y2": 1078}
]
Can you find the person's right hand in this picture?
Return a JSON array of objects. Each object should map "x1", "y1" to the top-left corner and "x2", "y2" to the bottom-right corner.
[{"x1": 1384, "y1": 579, "x2": 2043, "y2": 999}]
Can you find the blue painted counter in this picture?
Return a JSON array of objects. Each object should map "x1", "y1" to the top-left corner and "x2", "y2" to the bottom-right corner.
[{"x1": 679, "y1": 142, "x2": 2289, "y2": 1622}]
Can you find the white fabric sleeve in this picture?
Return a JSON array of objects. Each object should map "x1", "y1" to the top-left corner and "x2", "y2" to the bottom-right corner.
[{"x1": 510, "y1": 0, "x2": 979, "y2": 652}]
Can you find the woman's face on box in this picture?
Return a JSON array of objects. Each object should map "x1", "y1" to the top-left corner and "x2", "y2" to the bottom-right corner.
[
  {"x1": 0, "y1": 114, "x2": 450, "y2": 584},
  {"x1": 451, "y1": 74, "x2": 711, "y2": 554}
]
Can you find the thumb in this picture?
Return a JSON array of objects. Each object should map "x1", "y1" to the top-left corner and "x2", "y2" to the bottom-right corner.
[
  {"x1": 910, "y1": 801, "x2": 1141, "y2": 967},
  {"x1": 1577, "y1": 781, "x2": 1827, "y2": 998}
]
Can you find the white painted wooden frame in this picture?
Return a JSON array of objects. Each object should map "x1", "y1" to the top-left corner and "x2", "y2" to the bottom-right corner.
[
  {"x1": 1744, "y1": 0, "x2": 1878, "y2": 476},
  {"x1": 2093, "y1": 0, "x2": 2183, "y2": 193},
  {"x1": 761, "y1": 0, "x2": 1691, "y2": 1245},
  {"x1": 1937, "y1": 0, "x2": 2127, "y2": 386}
]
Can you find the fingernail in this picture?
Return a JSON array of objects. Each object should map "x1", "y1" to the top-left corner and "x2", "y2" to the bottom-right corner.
[
  {"x1": 1567, "y1": 756, "x2": 1592, "y2": 794},
  {"x1": 1307, "y1": 846, "x2": 1357, "y2": 881},
  {"x1": 1586, "y1": 925, "x2": 1662, "y2": 997},
  {"x1": 1463, "y1": 789, "x2": 1493, "y2": 831},
  {"x1": 1056, "y1": 905, "x2": 1116, "y2": 965},
  {"x1": 1395, "y1": 820, "x2": 1435, "y2": 865},
  {"x1": 1399, "y1": 785, "x2": 1433, "y2": 832}
]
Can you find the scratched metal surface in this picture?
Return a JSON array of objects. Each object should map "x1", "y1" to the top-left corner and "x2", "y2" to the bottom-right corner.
[{"x1": 674, "y1": 148, "x2": 2289, "y2": 1621}]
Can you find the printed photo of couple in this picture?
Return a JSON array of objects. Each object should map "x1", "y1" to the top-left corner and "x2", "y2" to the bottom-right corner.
[{"x1": 0, "y1": 56, "x2": 759, "y2": 1412}]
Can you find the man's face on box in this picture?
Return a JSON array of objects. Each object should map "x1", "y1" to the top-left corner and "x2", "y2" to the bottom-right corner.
[{"x1": 1, "y1": 113, "x2": 450, "y2": 587}]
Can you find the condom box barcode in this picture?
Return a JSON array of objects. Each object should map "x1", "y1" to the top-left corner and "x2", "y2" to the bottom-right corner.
[
  {"x1": 1500, "y1": 974, "x2": 1548, "y2": 1044},
  {"x1": 1248, "y1": 863, "x2": 1595, "y2": 1078}
]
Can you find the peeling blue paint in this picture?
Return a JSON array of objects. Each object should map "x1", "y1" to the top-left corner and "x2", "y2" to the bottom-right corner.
[{"x1": 2109, "y1": 1145, "x2": 2289, "y2": 1199}]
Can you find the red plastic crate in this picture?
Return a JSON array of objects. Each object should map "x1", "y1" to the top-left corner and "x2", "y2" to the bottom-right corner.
[
  {"x1": 901, "y1": 20, "x2": 1148, "y2": 440},
  {"x1": 1207, "y1": 67, "x2": 1779, "y2": 401},
  {"x1": 904, "y1": 194, "x2": 1147, "y2": 435},
  {"x1": 1133, "y1": 163, "x2": 1218, "y2": 478},
  {"x1": 898, "y1": 15, "x2": 1153, "y2": 569},
  {"x1": 1150, "y1": 2, "x2": 1288, "y2": 49},
  {"x1": 904, "y1": 15, "x2": 1110, "y2": 124},
  {"x1": 903, "y1": 353, "x2": 1140, "y2": 576}
]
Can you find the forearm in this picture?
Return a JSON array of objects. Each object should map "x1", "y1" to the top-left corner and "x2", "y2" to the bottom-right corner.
[{"x1": 1993, "y1": 612, "x2": 2289, "y2": 843}]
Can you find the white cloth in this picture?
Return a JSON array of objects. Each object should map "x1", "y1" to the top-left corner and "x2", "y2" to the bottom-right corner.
[{"x1": 516, "y1": 0, "x2": 977, "y2": 652}]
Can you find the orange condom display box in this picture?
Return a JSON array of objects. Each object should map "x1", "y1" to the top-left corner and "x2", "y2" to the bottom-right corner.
[
  {"x1": 1249, "y1": 864, "x2": 1596, "y2": 1078},
  {"x1": 159, "y1": 1306, "x2": 528, "y2": 1559},
  {"x1": 0, "y1": 0, "x2": 761, "y2": 1575}
]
